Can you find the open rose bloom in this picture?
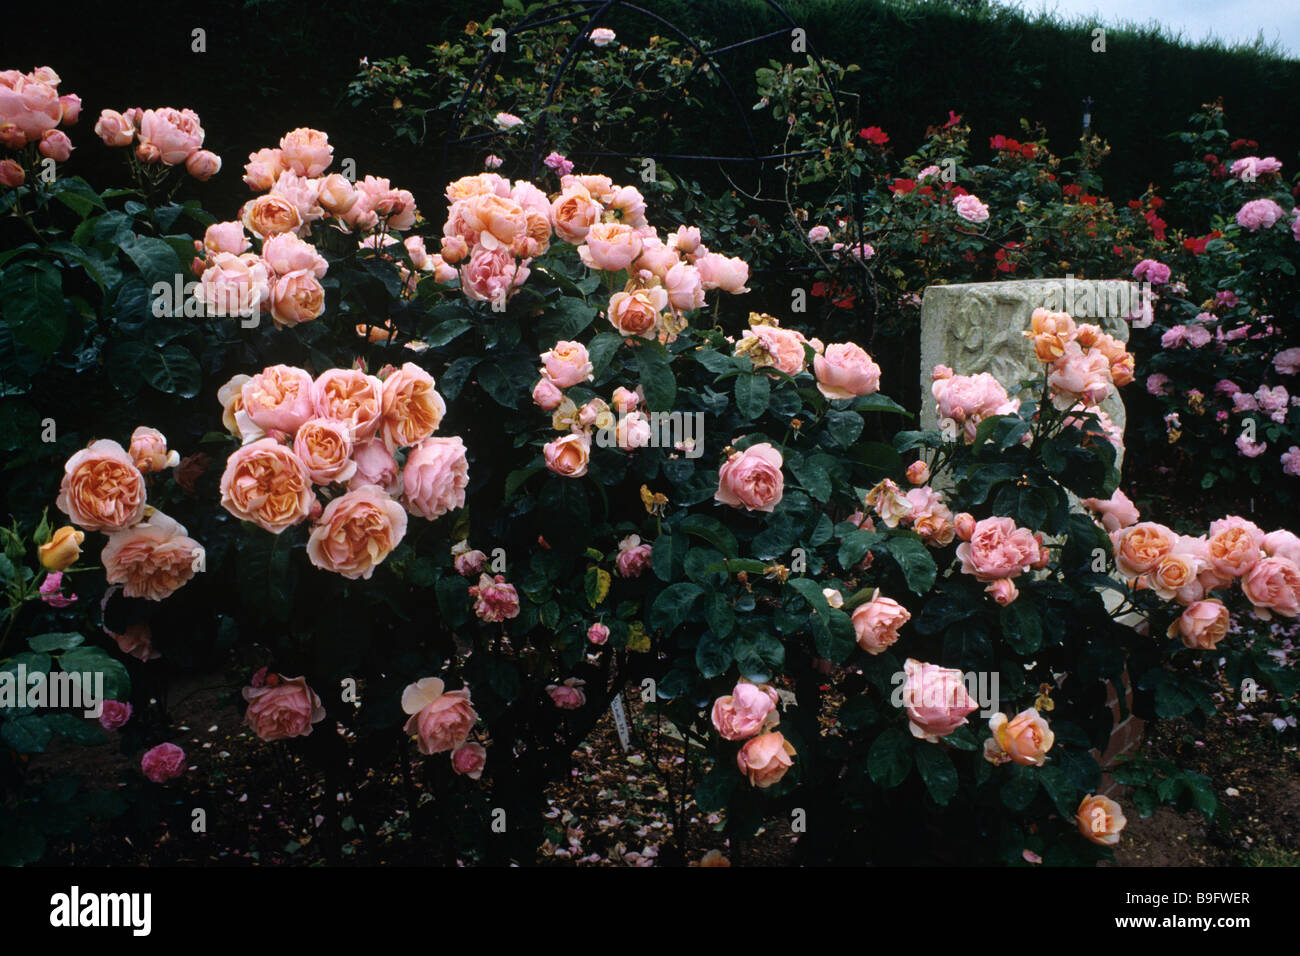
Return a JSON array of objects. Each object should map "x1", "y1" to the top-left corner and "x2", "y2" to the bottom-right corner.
[
  {"x1": 402, "y1": 677, "x2": 479, "y2": 755},
  {"x1": 242, "y1": 675, "x2": 326, "y2": 742}
]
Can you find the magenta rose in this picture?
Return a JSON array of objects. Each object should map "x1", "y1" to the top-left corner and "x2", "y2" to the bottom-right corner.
[{"x1": 141, "y1": 742, "x2": 186, "y2": 783}]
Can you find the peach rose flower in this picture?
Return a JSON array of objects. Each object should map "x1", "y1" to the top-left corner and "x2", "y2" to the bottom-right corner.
[
  {"x1": 306, "y1": 486, "x2": 407, "y2": 580},
  {"x1": 544, "y1": 433, "x2": 591, "y2": 478},
  {"x1": 128, "y1": 426, "x2": 180, "y2": 474},
  {"x1": 901, "y1": 658, "x2": 978, "y2": 741},
  {"x1": 241, "y1": 365, "x2": 314, "y2": 434},
  {"x1": 293, "y1": 418, "x2": 356, "y2": 485},
  {"x1": 269, "y1": 269, "x2": 325, "y2": 328},
  {"x1": 219, "y1": 437, "x2": 314, "y2": 533},
  {"x1": 261, "y1": 232, "x2": 327, "y2": 278},
  {"x1": 737, "y1": 325, "x2": 808, "y2": 376},
  {"x1": 1111, "y1": 522, "x2": 1179, "y2": 578},
  {"x1": 200, "y1": 252, "x2": 270, "y2": 319},
  {"x1": 93, "y1": 108, "x2": 135, "y2": 147},
  {"x1": 402, "y1": 436, "x2": 469, "y2": 520},
  {"x1": 715, "y1": 442, "x2": 784, "y2": 512},
  {"x1": 1076, "y1": 794, "x2": 1126, "y2": 846},
  {"x1": 203, "y1": 220, "x2": 251, "y2": 257},
  {"x1": 580, "y1": 222, "x2": 643, "y2": 271},
  {"x1": 241, "y1": 193, "x2": 302, "y2": 239},
  {"x1": 242, "y1": 146, "x2": 284, "y2": 191},
  {"x1": 541, "y1": 341, "x2": 594, "y2": 388},
  {"x1": 852, "y1": 592, "x2": 911, "y2": 655},
  {"x1": 56, "y1": 439, "x2": 147, "y2": 532},
  {"x1": 550, "y1": 184, "x2": 603, "y2": 244},
  {"x1": 242, "y1": 675, "x2": 326, "y2": 741},
  {"x1": 1206, "y1": 516, "x2": 1265, "y2": 578},
  {"x1": 102, "y1": 511, "x2": 203, "y2": 601},
  {"x1": 317, "y1": 172, "x2": 358, "y2": 215},
  {"x1": 711, "y1": 681, "x2": 780, "y2": 740},
  {"x1": 108, "y1": 621, "x2": 161, "y2": 662},
  {"x1": 814, "y1": 342, "x2": 882, "y2": 399},
  {"x1": 608, "y1": 286, "x2": 667, "y2": 338},
  {"x1": 379, "y1": 362, "x2": 447, "y2": 451},
  {"x1": 279, "y1": 127, "x2": 333, "y2": 177},
  {"x1": 402, "y1": 677, "x2": 478, "y2": 755},
  {"x1": 1167, "y1": 599, "x2": 1230, "y2": 649},
  {"x1": 987, "y1": 708, "x2": 1054, "y2": 766},
  {"x1": 349, "y1": 439, "x2": 400, "y2": 493},
  {"x1": 185, "y1": 149, "x2": 221, "y2": 181},
  {"x1": 736, "y1": 731, "x2": 796, "y2": 788},
  {"x1": 311, "y1": 368, "x2": 384, "y2": 442}
]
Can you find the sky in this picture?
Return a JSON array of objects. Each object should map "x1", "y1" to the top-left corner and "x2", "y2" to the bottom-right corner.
[{"x1": 1002, "y1": 0, "x2": 1300, "y2": 58}]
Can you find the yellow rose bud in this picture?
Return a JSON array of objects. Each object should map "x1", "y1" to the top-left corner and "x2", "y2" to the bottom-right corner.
[{"x1": 39, "y1": 526, "x2": 85, "y2": 571}]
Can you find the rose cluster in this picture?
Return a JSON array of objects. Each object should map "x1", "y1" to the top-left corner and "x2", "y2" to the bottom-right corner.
[
  {"x1": 217, "y1": 361, "x2": 468, "y2": 579},
  {"x1": 54, "y1": 428, "x2": 203, "y2": 602},
  {"x1": 0, "y1": 65, "x2": 80, "y2": 182},
  {"x1": 1092, "y1": 501, "x2": 1300, "y2": 647},
  {"x1": 1024, "y1": 308, "x2": 1135, "y2": 411},
  {"x1": 709, "y1": 680, "x2": 795, "y2": 788},
  {"x1": 402, "y1": 677, "x2": 486, "y2": 778},
  {"x1": 94, "y1": 104, "x2": 220, "y2": 180}
]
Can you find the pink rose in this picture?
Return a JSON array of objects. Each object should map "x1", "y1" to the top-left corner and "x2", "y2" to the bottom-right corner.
[
  {"x1": 350, "y1": 439, "x2": 400, "y2": 492},
  {"x1": 616, "y1": 535, "x2": 653, "y2": 578},
  {"x1": 451, "y1": 742, "x2": 487, "y2": 779},
  {"x1": 715, "y1": 443, "x2": 784, "y2": 512},
  {"x1": 402, "y1": 678, "x2": 478, "y2": 755},
  {"x1": 1081, "y1": 489, "x2": 1140, "y2": 532},
  {"x1": 953, "y1": 194, "x2": 990, "y2": 223},
  {"x1": 987, "y1": 708, "x2": 1054, "y2": 766},
  {"x1": 203, "y1": 221, "x2": 251, "y2": 257},
  {"x1": 468, "y1": 573, "x2": 520, "y2": 622},
  {"x1": 736, "y1": 731, "x2": 796, "y2": 788},
  {"x1": 1236, "y1": 198, "x2": 1284, "y2": 231},
  {"x1": 459, "y1": 244, "x2": 528, "y2": 305},
  {"x1": 580, "y1": 222, "x2": 643, "y2": 271},
  {"x1": 814, "y1": 342, "x2": 881, "y2": 399},
  {"x1": 1206, "y1": 516, "x2": 1265, "y2": 578},
  {"x1": 695, "y1": 252, "x2": 750, "y2": 293},
  {"x1": 901, "y1": 658, "x2": 979, "y2": 741},
  {"x1": 1132, "y1": 259, "x2": 1171, "y2": 284},
  {"x1": 1241, "y1": 556, "x2": 1300, "y2": 619},
  {"x1": 103, "y1": 511, "x2": 203, "y2": 601},
  {"x1": 986, "y1": 578, "x2": 1019, "y2": 605},
  {"x1": 379, "y1": 362, "x2": 446, "y2": 452},
  {"x1": 932, "y1": 372, "x2": 1019, "y2": 440},
  {"x1": 955, "y1": 516, "x2": 1042, "y2": 581},
  {"x1": 242, "y1": 675, "x2": 326, "y2": 741},
  {"x1": 242, "y1": 147, "x2": 284, "y2": 191},
  {"x1": 185, "y1": 149, "x2": 221, "y2": 181},
  {"x1": 317, "y1": 173, "x2": 358, "y2": 215},
  {"x1": 587, "y1": 622, "x2": 610, "y2": 645},
  {"x1": 1111, "y1": 522, "x2": 1179, "y2": 578},
  {"x1": 38, "y1": 129, "x2": 72, "y2": 161},
  {"x1": 851, "y1": 593, "x2": 911, "y2": 654},
  {"x1": 98, "y1": 700, "x2": 132, "y2": 731},
  {"x1": 402, "y1": 435, "x2": 469, "y2": 520},
  {"x1": 547, "y1": 678, "x2": 587, "y2": 710},
  {"x1": 1049, "y1": 341, "x2": 1112, "y2": 408},
  {"x1": 0, "y1": 159, "x2": 24, "y2": 187},
  {"x1": 141, "y1": 743, "x2": 186, "y2": 783},
  {"x1": 279, "y1": 127, "x2": 333, "y2": 177},
  {"x1": 711, "y1": 682, "x2": 780, "y2": 740},
  {"x1": 1263, "y1": 530, "x2": 1300, "y2": 566},
  {"x1": 532, "y1": 377, "x2": 564, "y2": 411},
  {"x1": 94, "y1": 108, "x2": 135, "y2": 146},
  {"x1": 590, "y1": 27, "x2": 617, "y2": 46},
  {"x1": 138, "y1": 107, "x2": 204, "y2": 165},
  {"x1": 808, "y1": 225, "x2": 831, "y2": 242},
  {"x1": 38, "y1": 572, "x2": 77, "y2": 608},
  {"x1": 1167, "y1": 600, "x2": 1230, "y2": 649},
  {"x1": 906, "y1": 461, "x2": 930, "y2": 485}
]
